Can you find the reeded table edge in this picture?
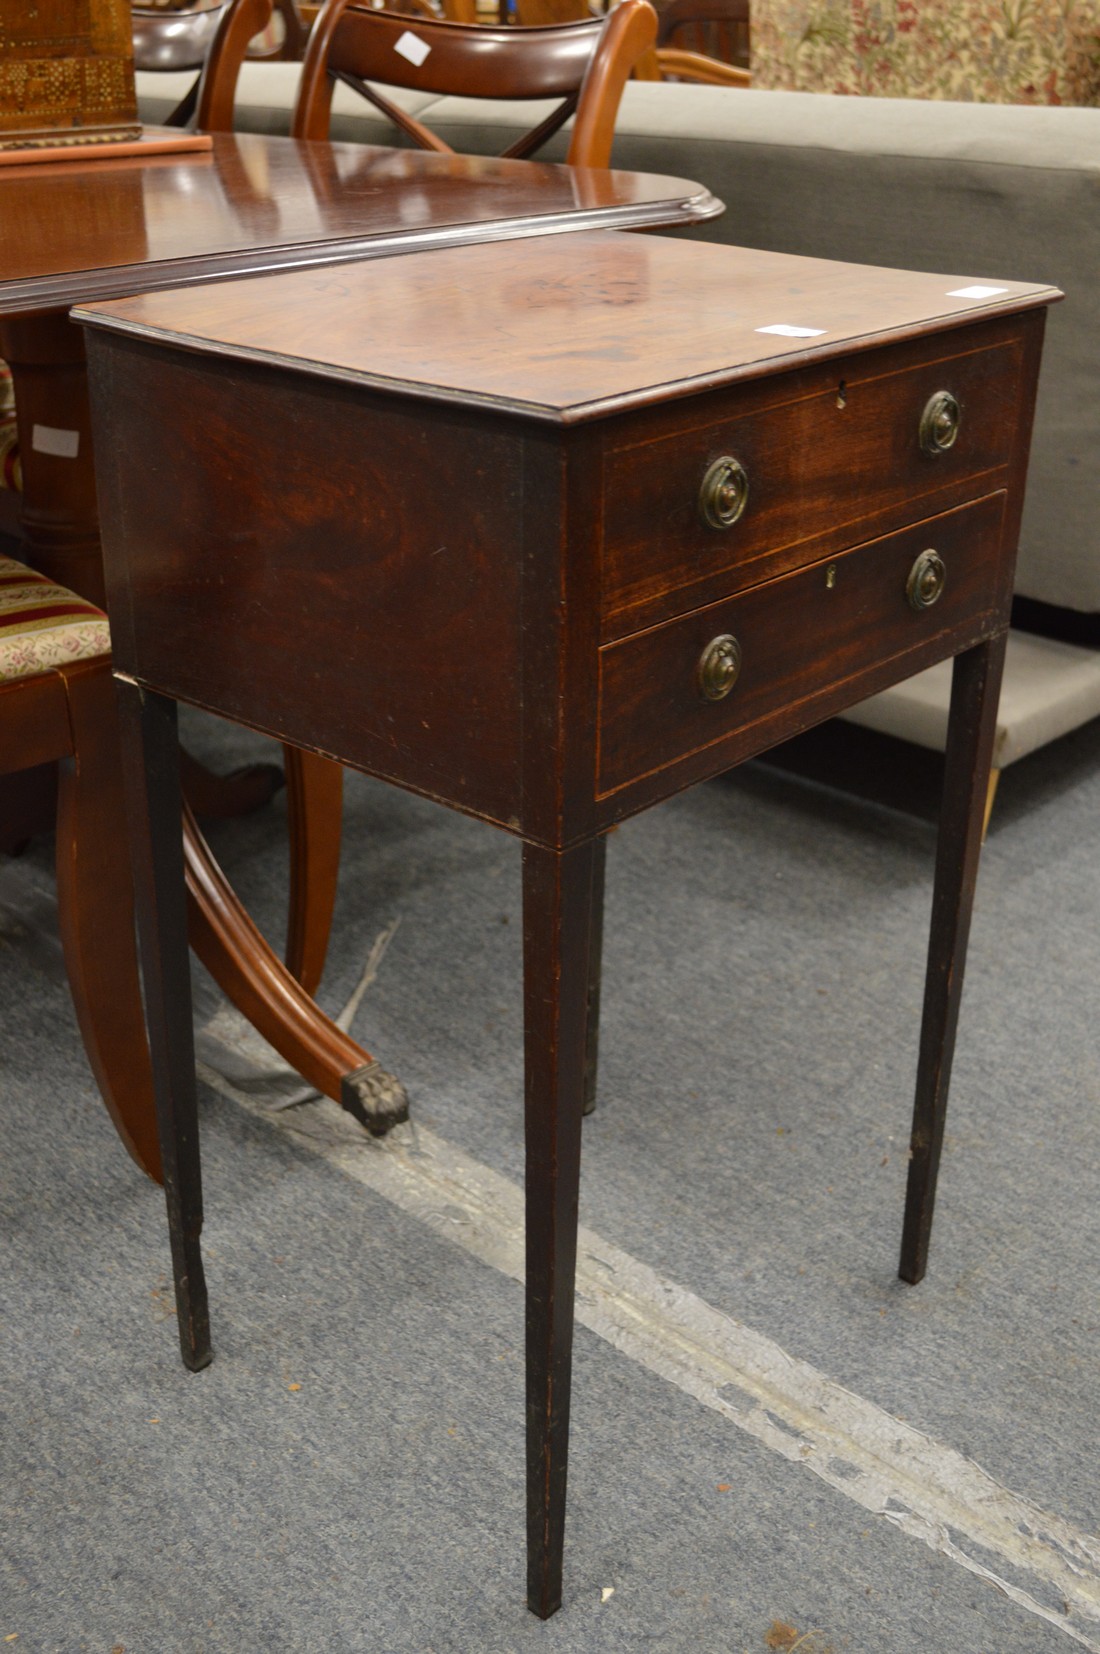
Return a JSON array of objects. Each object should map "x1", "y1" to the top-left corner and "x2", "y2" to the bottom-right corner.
[
  {"x1": 1, "y1": 188, "x2": 723, "y2": 318},
  {"x1": 76, "y1": 282, "x2": 1063, "y2": 428}
]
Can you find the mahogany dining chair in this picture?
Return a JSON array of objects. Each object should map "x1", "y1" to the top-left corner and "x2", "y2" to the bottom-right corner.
[
  {"x1": 292, "y1": 0, "x2": 658, "y2": 166},
  {"x1": 0, "y1": 556, "x2": 161, "y2": 1181}
]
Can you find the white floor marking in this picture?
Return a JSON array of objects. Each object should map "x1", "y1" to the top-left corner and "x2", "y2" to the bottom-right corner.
[{"x1": 198, "y1": 1021, "x2": 1100, "y2": 1651}]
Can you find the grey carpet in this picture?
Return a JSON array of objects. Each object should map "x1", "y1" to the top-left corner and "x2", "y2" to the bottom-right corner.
[{"x1": 2, "y1": 706, "x2": 1098, "y2": 1653}]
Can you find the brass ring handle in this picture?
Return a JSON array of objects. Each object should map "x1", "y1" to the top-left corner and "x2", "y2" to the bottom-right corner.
[
  {"x1": 907, "y1": 549, "x2": 946, "y2": 611},
  {"x1": 699, "y1": 456, "x2": 749, "y2": 528},
  {"x1": 697, "y1": 633, "x2": 742, "y2": 701},
  {"x1": 919, "y1": 390, "x2": 960, "y2": 456}
]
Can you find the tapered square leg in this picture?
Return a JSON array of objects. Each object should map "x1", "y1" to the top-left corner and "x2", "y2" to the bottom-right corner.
[
  {"x1": 900, "y1": 632, "x2": 1008, "y2": 1285},
  {"x1": 582, "y1": 833, "x2": 606, "y2": 1117},
  {"x1": 116, "y1": 678, "x2": 211, "y2": 1371},
  {"x1": 523, "y1": 837, "x2": 602, "y2": 1618}
]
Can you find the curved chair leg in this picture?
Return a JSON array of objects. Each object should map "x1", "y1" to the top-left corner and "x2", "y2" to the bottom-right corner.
[
  {"x1": 183, "y1": 802, "x2": 407, "y2": 1134},
  {"x1": 55, "y1": 659, "x2": 163, "y2": 1182},
  {"x1": 283, "y1": 745, "x2": 343, "y2": 996}
]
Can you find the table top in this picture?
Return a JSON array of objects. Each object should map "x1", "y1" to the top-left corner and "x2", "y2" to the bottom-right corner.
[
  {"x1": 0, "y1": 132, "x2": 722, "y2": 318},
  {"x1": 79, "y1": 231, "x2": 1062, "y2": 425}
]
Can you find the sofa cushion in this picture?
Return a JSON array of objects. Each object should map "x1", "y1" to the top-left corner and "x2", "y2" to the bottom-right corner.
[
  {"x1": 841, "y1": 631, "x2": 1100, "y2": 767},
  {"x1": 0, "y1": 558, "x2": 111, "y2": 684}
]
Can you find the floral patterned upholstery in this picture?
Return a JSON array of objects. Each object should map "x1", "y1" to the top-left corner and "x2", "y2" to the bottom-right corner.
[
  {"x1": 0, "y1": 557, "x2": 111, "y2": 684},
  {"x1": 750, "y1": 0, "x2": 1100, "y2": 104}
]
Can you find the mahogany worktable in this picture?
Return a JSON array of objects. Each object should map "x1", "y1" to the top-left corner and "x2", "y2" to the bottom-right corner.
[
  {"x1": 0, "y1": 132, "x2": 721, "y2": 1156},
  {"x1": 77, "y1": 232, "x2": 1058, "y2": 1618}
]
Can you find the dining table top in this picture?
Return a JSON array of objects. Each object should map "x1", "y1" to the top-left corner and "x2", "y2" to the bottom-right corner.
[{"x1": 0, "y1": 129, "x2": 723, "y2": 318}]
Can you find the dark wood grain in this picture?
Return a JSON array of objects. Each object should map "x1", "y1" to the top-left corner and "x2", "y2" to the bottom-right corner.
[
  {"x1": 87, "y1": 337, "x2": 528, "y2": 828},
  {"x1": 80, "y1": 233, "x2": 1057, "y2": 1615},
  {"x1": 522, "y1": 837, "x2": 599, "y2": 1618},
  {"x1": 283, "y1": 745, "x2": 343, "y2": 996},
  {"x1": 115, "y1": 680, "x2": 211, "y2": 1371},
  {"x1": 600, "y1": 322, "x2": 1028, "y2": 635},
  {"x1": 56, "y1": 657, "x2": 162, "y2": 1182},
  {"x1": 0, "y1": 135, "x2": 721, "y2": 317},
  {"x1": 0, "y1": 133, "x2": 719, "y2": 1183},
  {"x1": 77, "y1": 233, "x2": 1055, "y2": 418},
  {"x1": 0, "y1": 657, "x2": 160, "y2": 1181},
  {"x1": 899, "y1": 634, "x2": 1008, "y2": 1285},
  {"x1": 595, "y1": 494, "x2": 1007, "y2": 801}
]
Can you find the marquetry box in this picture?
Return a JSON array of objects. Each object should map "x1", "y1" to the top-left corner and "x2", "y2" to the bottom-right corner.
[{"x1": 0, "y1": 0, "x2": 139, "y2": 150}]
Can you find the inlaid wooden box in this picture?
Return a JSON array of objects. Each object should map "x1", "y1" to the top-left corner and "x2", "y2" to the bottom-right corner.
[{"x1": 0, "y1": 0, "x2": 139, "y2": 150}]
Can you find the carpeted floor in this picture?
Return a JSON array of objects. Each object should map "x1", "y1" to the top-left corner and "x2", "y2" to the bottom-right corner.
[{"x1": 2, "y1": 706, "x2": 1098, "y2": 1654}]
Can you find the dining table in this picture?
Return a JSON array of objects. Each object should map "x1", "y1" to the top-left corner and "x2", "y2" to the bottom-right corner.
[{"x1": 0, "y1": 128, "x2": 722, "y2": 1142}]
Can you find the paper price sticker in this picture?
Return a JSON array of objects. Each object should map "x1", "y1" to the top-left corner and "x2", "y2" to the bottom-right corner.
[
  {"x1": 947, "y1": 285, "x2": 1009, "y2": 299},
  {"x1": 32, "y1": 424, "x2": 80, "y2": 458},
  {"x1": 755, "y1": 324, "x2": 827, "y2": 338},
  {"x1": 395, "y1": 30, "x2": 431, "y2": 65}
]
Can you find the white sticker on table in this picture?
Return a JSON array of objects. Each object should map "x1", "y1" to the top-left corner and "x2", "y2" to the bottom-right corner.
[
  {"x1": 755, "y1": 324, "x2": 827, "y2": 338},
  {"x1": 394, "y1": 30, "x2": 431, "y2": 65},
  {"x1": 947, "y1": 285, "x2": 1009, "y2": 299},
  {"x1": 32, "y1": 424, "x2": 80, "y2": 459}
]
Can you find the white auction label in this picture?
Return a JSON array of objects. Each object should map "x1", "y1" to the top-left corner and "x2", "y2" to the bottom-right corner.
[
  {"x1": 755, "y1": 324, "x2": 827, "y2": 338},
  {"x1": 31, "y1": 424, "x2": 80, "y2": 458},
  {"x1": 947, "y1": 284, "x2": 1009, "y2": 298},
  {"x1": 394, "y1": 29, "x2": 431, "y2": 65}
]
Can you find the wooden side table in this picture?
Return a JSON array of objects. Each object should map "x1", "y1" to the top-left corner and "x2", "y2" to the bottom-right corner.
[{"x1": 77, "y1": 232, "x2": 1058, "y2": 1618}]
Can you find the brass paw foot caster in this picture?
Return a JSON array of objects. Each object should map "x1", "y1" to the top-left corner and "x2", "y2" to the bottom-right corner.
[{"x1": 340, "y1": 1061, "x2": 410, "y2": 1136}]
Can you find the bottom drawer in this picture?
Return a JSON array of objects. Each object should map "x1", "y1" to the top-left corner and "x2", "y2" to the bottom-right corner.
[{"x1": 596, "y1": 493, "x2": 1007, "y2": 799}]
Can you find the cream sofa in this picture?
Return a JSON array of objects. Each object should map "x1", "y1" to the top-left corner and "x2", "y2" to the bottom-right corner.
[{"x1": 138, "y1": 69, "x2": 1100, "y2": 787}]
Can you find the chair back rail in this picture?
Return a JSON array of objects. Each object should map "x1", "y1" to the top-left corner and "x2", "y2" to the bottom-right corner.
[
  {"x1": 655, "y1": 0, "x2": 749, "y2": 68},
  {"x1": 292, "y1": 0, "x2": 657, "y2": 167},
  {"x1": 133, "y1": 0, "x2": 307, "y2": 129}
]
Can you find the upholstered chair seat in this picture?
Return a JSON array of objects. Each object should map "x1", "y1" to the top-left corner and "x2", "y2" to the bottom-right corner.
[{"x1": 0, "y1": 557, "x2": 111, "y2": 682}]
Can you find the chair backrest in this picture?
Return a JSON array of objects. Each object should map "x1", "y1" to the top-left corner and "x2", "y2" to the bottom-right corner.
[
  {"x1": 634, "y1": 43, "x2": 751, "y2": 84},
  {"x1": 654, "y1": 0, "x2": 749, "y2": 68},
  {"x1": 292, "y1": 0, "x2": 658, "y2": 168},
  {"x1": 132, "y1": 0, "x2": 307, "y2": 130}
]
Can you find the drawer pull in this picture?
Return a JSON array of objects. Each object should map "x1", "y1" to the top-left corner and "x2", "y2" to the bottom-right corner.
[
  {"x1": 907, "y1": 549, "x2": 946, "y2": 611},
  {"x1": 697, "y1": 633, "x2": 743, "y2": 701},
  {"x1": 920, "y1": 391, "x2": 960, "y2": 456},
  {"x1": 699, "y1": 456, "x2": 749, "y2": 528}
]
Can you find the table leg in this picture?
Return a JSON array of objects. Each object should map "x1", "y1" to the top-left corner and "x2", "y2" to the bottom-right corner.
[
  {"x1": 183, "y1": 800, "x2": 407, "y2": 1135},
  {"x1": 899, "y1": 631, "x2": 1008, "y2": 1285},
  {"x1": 582, "y1": 833, "x2": 606, "y2": 1118},
  {"x1": 523, "y1": 837, "x2": 601, "y2": 1618},
  {"x1": 116, "y1": 679, "x2": 212, "y2": 1373},
  {"x1": 283, "y1": 745, "x2": 344, "y2": 996}
]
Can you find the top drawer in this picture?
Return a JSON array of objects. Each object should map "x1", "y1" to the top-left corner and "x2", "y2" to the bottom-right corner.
[{"x1": 601, "y1": 333, "x2": 1026, "y2": 636}]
